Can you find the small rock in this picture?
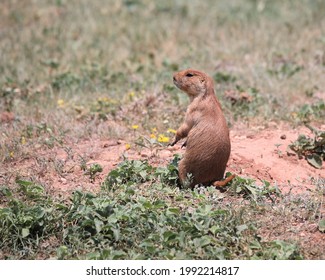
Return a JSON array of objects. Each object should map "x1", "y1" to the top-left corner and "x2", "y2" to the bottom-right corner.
[
  {"x1": 59, "y1": 177, "x2": 67, "y2": 185},
  {"x1": 141, "y1": 152, "x2": 149, "y2": 158},
  {"x1": 280, "y1": 134, "x2": 286, "y2": 140}
]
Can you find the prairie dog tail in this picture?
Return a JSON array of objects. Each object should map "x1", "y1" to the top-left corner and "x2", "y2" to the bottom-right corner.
[{"x1": 213, "y1": 174, "x2": 236, "y2": 187}]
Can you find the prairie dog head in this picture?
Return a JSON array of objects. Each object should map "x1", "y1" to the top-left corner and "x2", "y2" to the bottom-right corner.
[{"x1": 173, "y1": 69, "x2": 214, "y2": 98}]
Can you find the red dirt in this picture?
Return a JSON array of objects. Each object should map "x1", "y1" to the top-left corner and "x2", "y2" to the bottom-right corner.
[
  {"x1": 229, "y1": 123, "x2": 325, "y2": 193},
  {"x1": 3, "y1": 123, "x2": 324, "y2": 194}
]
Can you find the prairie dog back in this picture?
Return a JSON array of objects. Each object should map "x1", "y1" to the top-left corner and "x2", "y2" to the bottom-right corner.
[{"x1": 171, "y1": 69, "x2": 230, "y2": 187}]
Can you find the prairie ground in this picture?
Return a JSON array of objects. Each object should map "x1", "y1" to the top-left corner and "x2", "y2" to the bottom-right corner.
[{"x1": 0, "y1": 0, "x2": 324, "y2": 259}]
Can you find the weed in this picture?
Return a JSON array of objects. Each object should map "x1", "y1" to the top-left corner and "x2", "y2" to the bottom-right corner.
[
  {"x1": 288, "y1": 125, "x2": 325, "y2": 168},
  {"x1": 51, "y1": 72, "x2": 81, "y2": 90},
  {"x1": 251, "y1": 240, "x2": 302, "y2": 260},
  {"x1": 319, "y1": 220, "x2": 325, "y2": 233},
  {"x1": 214, "y1": 71, "x2": 237, "y2": 84},
  {"x1": 155, "y1": 154, "x2": 181, "y2": 186},
  {"x1": 223, "y1": 86, "x2": 266, "y2": 120},
  {"x1": 102, "y1": 160, "x2": 155, "y2": 189},
  {"x1": 91, "y1": 97, "x2": 119, "y2": 116},
  {"x1": 0, "y1": 180, "x2": 59, "y2": 259},
  {"x1": 226, "y1": 173, "x2": 282, "y2": 202},
  {"x1": 292, "y1": 100, "x2": 325, "y2": 123},
  {"x1": 268, "y1": 61, "x2": 303, "y2": 79},
  {"x1": 84, "y1": 163, "x2": 103, "y2": 182}
]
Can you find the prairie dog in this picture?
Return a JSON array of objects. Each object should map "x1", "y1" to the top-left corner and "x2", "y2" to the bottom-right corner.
[{"x1": 171, "y1": 69, "x2": 231, "y2": 187}]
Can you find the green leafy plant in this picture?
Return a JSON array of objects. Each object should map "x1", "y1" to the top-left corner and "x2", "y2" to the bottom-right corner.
[
  {"x1": 319, "y1": 219, "x2": 325, "y2": 233},
  {"x1": 227, "y1": 174, "x2": 282, "y2": 202},
  {"x1": 16, "y1": 179, "x2": 45, "y2": 200},
  {"x1": 51, "y1": 72, "x2": 81, "y2": 90},
  {"x1": 102, "y1": 159, "x2": 154, "y2": 189},
  {"x1": 0, "y1": 181, "x2": 59, "y2": 258},
  {"x1": 251, "y1": 240, "x2": 302, "y2": 260},
  {"x1": 83, "y1": 163, "x2": 103, "y2": 182},
  {"x1": 155, "y1": 154, "x2": 181, "y2": 186},
  {"x1": 288, "y1": 125, "x2": 325, "y2": 169},
  {"x1": 0, "y1": 166, "x2": 304, "y2": 260},
  {"x1": 293, "y1": 101, "x2": 325, "y2": 123}
]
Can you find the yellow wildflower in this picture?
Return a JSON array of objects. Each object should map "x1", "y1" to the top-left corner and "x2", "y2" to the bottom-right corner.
[
  {"x1": 128, "y1": 91, "x2": 135, "y2": 98},
  {"x1": 97, "y1": 97, "x2": 109, "y2": 102},
  {"x1": 97, "y1": 97, "x2": 118, "y2": 105},
  {"x1": 131, "y1": 125, "x2": 139, "y2": 130},
  {"x1": 151, "y1": 127, "x2": 157, "y2": 133},
  {"x1": 57, "y1": 99, "x2": 65, "y2": 107},
  {"x1": 9, "y1": 151, "x2": 14, "y2": 158},
  {"x1": 21, "y1": 136, "x2": 26, "y2": 145},
  {"x1": 158, "y1": 134, "x2": 170, "y2": 143},
  {"x1": 150, "y1": 133, "x2": 157, "y2": 139},
  {"x1": 125, "y1": 143, "x2": 131, "y2": 150},
  {"x1": 167, "y1": 128, "x2": 177, "y2": 134}
]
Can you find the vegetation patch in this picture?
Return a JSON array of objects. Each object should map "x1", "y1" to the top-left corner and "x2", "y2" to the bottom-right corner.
[
  {"x1": 288, "y1": 125, "x2": 325, "y2": 169},
  {"x1": 0, "y1": 157, "x2": 304, "y2": 260},
  {"x1": 292, "y1": 101, "x2": 325, "y2": 123}
]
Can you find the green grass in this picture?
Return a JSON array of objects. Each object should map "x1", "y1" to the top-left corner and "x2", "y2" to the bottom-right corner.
[
  {"x1": 0, "y1": 158, "x2": 306, "y2": 260},
  {"x1": 0, "y1": 0, "x2": 324, "y2": 259}
]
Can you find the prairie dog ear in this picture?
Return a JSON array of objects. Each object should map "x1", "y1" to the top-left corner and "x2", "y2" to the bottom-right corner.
[{"x1": 205, "y1": 76, "x2": 215, "y2": 96}]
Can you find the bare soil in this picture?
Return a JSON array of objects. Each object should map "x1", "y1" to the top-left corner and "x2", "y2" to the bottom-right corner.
[{"x1": 3, "y1": 123, "x2": 324, "y2": 194}]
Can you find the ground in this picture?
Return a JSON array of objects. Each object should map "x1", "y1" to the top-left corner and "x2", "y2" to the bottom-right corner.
[
  {"x1": 8, "y1": 122, "x2": 321, "y2": 194},
  {"x1": 3, "y1": 119, "x2": 324, "y2": 259}
]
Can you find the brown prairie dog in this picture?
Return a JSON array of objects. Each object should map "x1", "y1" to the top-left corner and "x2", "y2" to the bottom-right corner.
[{"x1": 171, "y1": 69, "x2": 231, "y2": 187}]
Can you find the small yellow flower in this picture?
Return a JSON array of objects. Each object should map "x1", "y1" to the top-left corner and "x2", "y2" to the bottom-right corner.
[
  {"x1": 21, "y1": 136, "x2": 26, "y2": 145},
  {"x1": 128, "y1": 91, "x2": 135, "y2": 98},
  {"x1": 131, "y1": 125, "x2": 139, "y2": 130},
  {"x1": 9, "y1": 151, "x2": 14, "y2": 158},
  {"x1": 151, "y1": 127, "x2": 157, "y2": 133},
  {"x1": 158, "y1": 134, "x2": 170, "y2": 143},
  {"x1": 167, "y1": 128, "x2": 177, "y2": 134},
  {"x1": 57, "y1": 99, "x2": 65, "y2": 107},
  {"x1": 125, "y1": 143, "x2": 131, "y2": 150},
  {"x1": 150, "y1": 133, "x2": 157, "y2": 139},
  {"x1": 97, "y1": 97, "x2": 109, "y2": 103},
  {"x1": 97, "y1": 97, "x2": 118, "y2": 105}
]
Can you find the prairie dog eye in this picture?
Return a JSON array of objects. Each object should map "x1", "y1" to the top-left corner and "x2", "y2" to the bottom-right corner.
[{"x1": 185, "y1": 73, "x2": 194, "y2": 77}]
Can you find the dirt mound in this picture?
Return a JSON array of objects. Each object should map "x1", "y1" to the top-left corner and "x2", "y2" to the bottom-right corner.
[{"x1": 229, "y1": 124, "x2": 324, "y2": 193}]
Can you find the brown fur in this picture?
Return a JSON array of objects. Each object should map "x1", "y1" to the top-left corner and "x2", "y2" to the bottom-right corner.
[{"x1": 171, "y1": 69, "x2": 231, "y2": 187}]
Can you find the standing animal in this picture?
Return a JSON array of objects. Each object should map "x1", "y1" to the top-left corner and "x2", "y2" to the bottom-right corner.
[{"x1": 171, "y1": 69, "x2": 232, "y2": 187}]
